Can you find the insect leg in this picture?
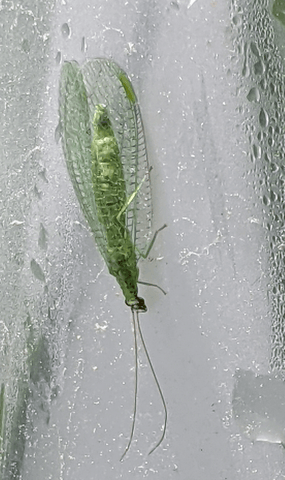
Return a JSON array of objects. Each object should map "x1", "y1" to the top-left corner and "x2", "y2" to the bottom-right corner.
[
  {"x1": 137, "y1": 225, "x2": 167, "y2": 295},
  {"x1": 138, "y1": 280, "x2": 167, "y2": 296},
  {"x1": 138, "y1": 224, "x2": 167, "y2": 259},
  {"x1": 116, "y1": 176, "x2": 146, "y2": 221}
]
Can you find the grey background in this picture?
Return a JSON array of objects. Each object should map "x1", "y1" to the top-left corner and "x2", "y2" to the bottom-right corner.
[{"x1": 1, "y1": 0, "x2": 285, "y2": 478}]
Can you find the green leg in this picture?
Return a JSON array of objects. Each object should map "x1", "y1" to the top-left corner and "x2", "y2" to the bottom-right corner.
[
  {"x1": 139, "y1": 224, "x2": 167, "y2": 259},
  {"x1": 116, "y1": 176, "x2": 146, "y2": 221},
  {"x1": 137, "y1": 224, "x2": 167, "y2": 296},
  {"x1": 138, "y1": 280, "x2": 167, "y2": 295}
]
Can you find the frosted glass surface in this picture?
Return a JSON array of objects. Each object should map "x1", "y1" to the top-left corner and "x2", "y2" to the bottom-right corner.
[{"x1": 1, "y1": 0, "x2": 285, "y2": 478}]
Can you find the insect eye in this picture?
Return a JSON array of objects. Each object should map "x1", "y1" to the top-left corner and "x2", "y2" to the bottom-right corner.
[{"x1": 126, "y1": 297, "x2": 147, "y2": 312}]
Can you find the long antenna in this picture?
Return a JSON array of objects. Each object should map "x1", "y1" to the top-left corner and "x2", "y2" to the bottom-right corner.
[
  {"x1": 136, "y1": 310, "x2": 167, "y2": 456},
  {"x1": 120, "y1": 309, "x2": 167, "y2": 460},
  {"x1": 120, "y1": 309, "x2": 139, "y2": 461}
]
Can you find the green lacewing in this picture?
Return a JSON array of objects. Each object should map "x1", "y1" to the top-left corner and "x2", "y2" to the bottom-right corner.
[{"x1": 59, "y1": 58, "x2": 167, "y2": 459}]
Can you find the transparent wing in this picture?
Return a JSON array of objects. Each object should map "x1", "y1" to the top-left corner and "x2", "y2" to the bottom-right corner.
[
  {"x1": 59, "y1": 61, "x2": 110, "y2": 265},
  {"x1": 81, "y1": 58, "x2": 152, "y2": 257}
]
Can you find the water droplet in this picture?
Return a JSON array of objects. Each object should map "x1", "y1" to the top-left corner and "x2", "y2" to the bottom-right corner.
[
  {"x1": 30, "y1": 259, "x2": 45, "y2": 283},
  {"x1": 232, "y1": 14, "x2": 242, "y2": 26},
  {"x1": 170, "y1": 1, "x2": 180, "y2": 10},
  {"x1": 269, "y1": 82, "x2": 276, "y2": 95},
  {"x1": 254, "y1": 60, "x2": 265, "y2": 75},
  {"x1": 81, "y1": 37, "x2": 87, "y2": 52},
  {"x1": 55, "y1": 51, "x2": 61, "y2": 65},
  {"x1": 242, "y1": 64, "x2": 250, "y2": 77},
  {"x1": 55, "y1": 123, "x2": 62, "y2": 144},
  {"x1": 271, "y1": 163, "x2": 279, "y2": 173},
  {"x1": 252, "y1": 143, "x2": 261, "y2": 160},
  {"x1": 268, "y1": 125, "x2": 275, "y2": 136},
  {"x1": 61, "y1": 23, "x2": 70, "y2": 38},
  {"x1": 259, "y1": 78, "x2": 267, "y2": 90},
  {"x1": 270, "y1": 189, "x2": 279, "y2": 203},
  {"x1": 264, "y1": 152, "x2": 271, "y2": 163},
  {"x1": 250, "y1": 42, "x2": 260, "y2": 57},
  {"x1": 257, "y1": 130, "x2": 264, "y2": 142},
  {"x1": 22, "y1": 39, "x2": 30, "y2": 53},
  {"x1": 259, "y1": 108, "x2": 268, "y2": 128},
  {"x1": 38, "y1": 224, "x2": 48, "y2": 250},
  {"x1": 247, "y1": 87, "x2": 260, "y2": 102},
  {"x1": 264, "y1": 52, "x2": 271, "y2": 63}
]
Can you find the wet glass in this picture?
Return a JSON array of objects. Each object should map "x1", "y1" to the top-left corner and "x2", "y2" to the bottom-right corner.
[{"x1": 1, "y1": 0, "x2": 285, "y2": 479}]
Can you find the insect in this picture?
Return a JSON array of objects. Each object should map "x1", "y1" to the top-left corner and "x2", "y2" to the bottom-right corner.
[{"x1": 59, "y1": 58, "x2": 167, "y2": 460}]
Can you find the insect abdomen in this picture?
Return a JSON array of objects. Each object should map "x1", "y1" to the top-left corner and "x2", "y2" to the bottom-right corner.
[
  {"x1": 91, "y1": 105, "x2": 126, "y2": 225},
  {"x1": 91, "y1": 105, "x2": 142, "y2": 308}
]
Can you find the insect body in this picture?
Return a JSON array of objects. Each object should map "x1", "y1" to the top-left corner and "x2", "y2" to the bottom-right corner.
[
  {"x1": 91, "y1": 104, "x2": 146, "y2": 312},
  {"x1": 59, "y1": 58, "x2": 166, "y2": 459}
]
